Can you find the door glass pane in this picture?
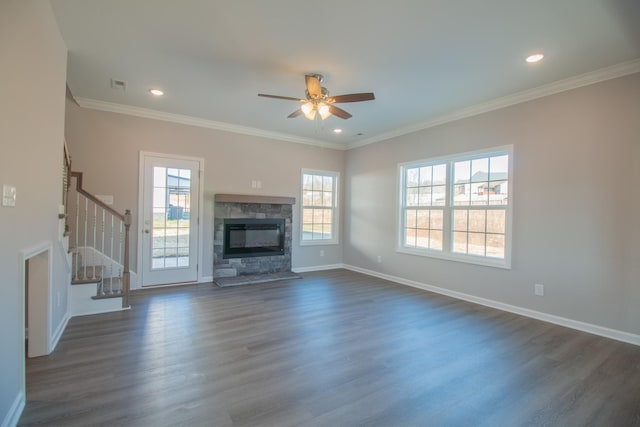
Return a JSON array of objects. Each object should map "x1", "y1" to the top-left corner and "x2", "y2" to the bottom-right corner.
[{"x1": 151, "y1": 166, "x2": 191, "y2": 270}]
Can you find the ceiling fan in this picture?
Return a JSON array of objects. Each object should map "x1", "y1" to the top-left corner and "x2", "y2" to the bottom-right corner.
[{"x1": 258, "y1": 74, "x2": 375, "y2": 120}]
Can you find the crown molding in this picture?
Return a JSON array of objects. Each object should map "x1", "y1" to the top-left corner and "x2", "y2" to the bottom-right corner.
[
  {"x1": 346, "y1": 58, "x2": 640, "y2": 150},
  {"x1": 75, "y1": 59, "x2": 640, "y2": 152},
  {"x1": 74, "y1": 98, "x2": 347, "y2": 151}
]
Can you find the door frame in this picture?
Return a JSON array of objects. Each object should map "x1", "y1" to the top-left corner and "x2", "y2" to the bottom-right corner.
[{"x1": 136, "y1": 151, "x2": 205, "y2": 288}]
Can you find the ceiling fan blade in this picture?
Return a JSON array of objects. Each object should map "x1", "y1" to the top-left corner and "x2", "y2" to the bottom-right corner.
[
  {"x1": 305, "y1": 75, "x2": 323, "y2": 99},
  {"x1": 329, "y1": 92, "x2": 375, "y2": 103},
  {"x1": 328, "y1": 105, "x2": 352, "y2": 119},
  {"x1": 258, "y1": 94, "x2": 303, "y2": 101},
  {"x1": 288, "y1": 109, "x2": 303, "y2": 118}
]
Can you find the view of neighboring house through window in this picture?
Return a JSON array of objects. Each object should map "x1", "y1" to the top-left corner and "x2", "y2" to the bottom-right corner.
[
  {"x1": 301, "y1": 170, "x2": 338, "y2": 244},
  {"x1": 399, "y1": 147, "x2": 512, "y2": 268},
  {"x1": 152, "y1": 167, "x2": 191, "y2": 268}
]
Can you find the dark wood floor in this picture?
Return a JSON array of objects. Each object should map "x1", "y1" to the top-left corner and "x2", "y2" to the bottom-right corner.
[{"x1": 20, "y1": 269, "x2": 640, "y2": 426}]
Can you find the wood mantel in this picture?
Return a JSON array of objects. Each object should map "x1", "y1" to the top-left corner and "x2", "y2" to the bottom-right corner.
[{"x1": 214, "y1": 194, "x2": 296, "y2": 205}]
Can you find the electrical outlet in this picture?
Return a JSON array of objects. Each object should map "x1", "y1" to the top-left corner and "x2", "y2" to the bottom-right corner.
[
  {"x1": 534, "y1": 283, "x2": 544, "y2": 296},
  {"x1": 320, "y1": 250, "x2": 325, "y2": 257},
  {"x1": 377, "y1": 255, "x2": 382, "y2": 263}
]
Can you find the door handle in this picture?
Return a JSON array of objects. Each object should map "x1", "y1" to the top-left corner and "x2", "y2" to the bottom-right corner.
[{"x1": 144, "y1": 229, "x2": 150, "y2": 234}]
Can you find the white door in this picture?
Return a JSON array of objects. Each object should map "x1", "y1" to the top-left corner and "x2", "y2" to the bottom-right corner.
[{"x1": 141, "y1": 154, "x2": 201, "y2": 286}]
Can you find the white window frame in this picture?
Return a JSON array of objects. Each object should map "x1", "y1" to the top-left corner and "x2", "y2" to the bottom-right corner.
[
  {"x1": 397, "y1": 146, "x2": 513, "y2": 269},
  {"x1": 300, "y1": 169, "x2": 339, "y2": 246}
]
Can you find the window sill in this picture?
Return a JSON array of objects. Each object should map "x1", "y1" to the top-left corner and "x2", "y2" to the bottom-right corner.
[
  {"x1": 300, "y1": 240, "x2": 340, "y2": 246},
  {"x1": 396, "y1": 247, "x2": 511, "y2": 269}
]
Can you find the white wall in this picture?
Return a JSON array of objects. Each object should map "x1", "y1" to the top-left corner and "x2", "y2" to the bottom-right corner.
[
  {"x1": 65, "y1": 72, "x2": 640, "y2": 338},
  {"x1": 0, "y1": 0, "x2": 68, "y2": 424},
  {"x1": 344, "y1": 72, "x2": 640, "y2": 336},
  {"x1": 64, "y1": 101, "x2": 345, "y2": 281}
]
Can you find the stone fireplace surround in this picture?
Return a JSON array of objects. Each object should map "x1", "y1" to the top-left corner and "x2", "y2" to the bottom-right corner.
[{"x1": 213, "y1": 194, "x2": 295, "y2": 281}]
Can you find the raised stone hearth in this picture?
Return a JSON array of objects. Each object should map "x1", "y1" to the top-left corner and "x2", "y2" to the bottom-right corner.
[
  {"x1": 215, "y1": 271, "x2": 302, "y2": 287},
  {"x1": 213, "y1": 194, "x2": 295, "y2": 281}
]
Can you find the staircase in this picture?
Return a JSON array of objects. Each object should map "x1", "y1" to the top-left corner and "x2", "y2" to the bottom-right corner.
[{"x1": 64, "y1": 149, "x2": 132, "y2": 315}]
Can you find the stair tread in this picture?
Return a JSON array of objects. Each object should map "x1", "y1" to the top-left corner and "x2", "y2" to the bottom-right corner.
[
  {"x1": 91, "y1": 291, "x2": 123, "y2": 300},
  {"x1": 72, "y1": 277, "x2": 102, "y2": 285}
]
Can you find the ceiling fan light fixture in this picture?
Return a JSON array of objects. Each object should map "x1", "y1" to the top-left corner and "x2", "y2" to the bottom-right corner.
[
  {"x1": 301, "y1": 101, "x2": 313, "y2": 114},
  {"x1": 318, "y1": 103, "x2": 331, "y2": 120},
  {"x1": 259, "y1": 75, "x2": 374, "y2": 121},
  {"x1": 301, "y1": 101, "x2": 316, "y2": 120}
]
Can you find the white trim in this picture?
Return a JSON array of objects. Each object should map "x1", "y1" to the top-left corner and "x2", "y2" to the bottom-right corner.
[
  {"x1": 75, "y1": 97, "x2": 344, "y2": 150},
  {"x1": 50, "y1": 310, "x2": 70, "y2": 352},
  {"x1": 1, "y1": 391, "x2": 24, "y2": 427},
  {"x1": 15, "y1": 241, "x2": 41, "y2": 427},
  {"x1": 300, "y1": 169, "x2": 340, "y2": 246},
  {"x1": 396, "y1": 247, "x2": 511, "y2": 269},
  {"x1": 397, "y1": 146, "x2": 513, "y2": 269},
  {"x1": 196, "y1": 163, "x2": 205, "y2": 285},
  {"x1": 76, "y1": 60, "x2": 640, "y2": 152},
  {"x1": 292, "y1": 263, "x2": 344, "y2": 273},
  {"x1": 342, "y1": 264, "x2": 640, "y2": 346},
  {"x1": 346, "y1": 59, "x2": 640, "y2": 149},
  {"x1": 137, "y1": 152, "x2": 204, "y2": 287},
  {"x1": 20, "y1": 242, "x2": 53, "y2": 360},
  {"x1": 73, "y1": 306, "x2": 130, "y2": 317},
  {"x1": 199, "y1": 275, "x2": 214, "y2": 283}
]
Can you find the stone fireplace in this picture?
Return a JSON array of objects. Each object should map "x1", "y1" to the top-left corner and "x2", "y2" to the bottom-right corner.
[{"x1": 214, "y1": 194, "x2": 295, "y2": 279}]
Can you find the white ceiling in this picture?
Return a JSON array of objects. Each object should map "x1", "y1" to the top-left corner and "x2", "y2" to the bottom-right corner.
[{"x1": 51, "y1": 0, "x2": 640, "y2": 149}]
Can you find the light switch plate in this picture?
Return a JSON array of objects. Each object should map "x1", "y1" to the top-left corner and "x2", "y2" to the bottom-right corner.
[{"x1": 2, "y1": 184, "x2": 16, "y2": 207}]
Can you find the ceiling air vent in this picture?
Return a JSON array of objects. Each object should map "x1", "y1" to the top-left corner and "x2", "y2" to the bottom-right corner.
[{"x1": 110, "y1": 79, "x2": 127, "y2": 91}]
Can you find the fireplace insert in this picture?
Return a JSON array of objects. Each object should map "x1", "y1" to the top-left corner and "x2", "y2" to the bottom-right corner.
[{"x1": 223, "y1": 218, "x2": 285, "y2": 259}]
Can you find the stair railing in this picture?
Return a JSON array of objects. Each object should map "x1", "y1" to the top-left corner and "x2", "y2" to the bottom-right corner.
[{"x1": 67, "y1": 171, "x2": 131, "y2": 308}]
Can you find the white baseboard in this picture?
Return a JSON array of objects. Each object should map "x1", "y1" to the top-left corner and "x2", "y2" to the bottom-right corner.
[
  {"x1": 72, "y1": 306, "x2": 129, "y2": 317},
  {"x1": 130, "y1": 271, "x2": 215, "y2": 289},
  {"x1": 1, "y1": 391, "x2": 24, "y2": 427},
  {"x1": 292, "y1": 264, "x2": 344, "y2": 273},
  {"x1": 343, "y1": 264, "x2": 640, "y2": 346},
  {"x1": 50, "y1": 310, "x2": 70, "y2": 353}
]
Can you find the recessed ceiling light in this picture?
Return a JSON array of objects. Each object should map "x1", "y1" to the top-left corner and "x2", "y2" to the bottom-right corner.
[
  {"x1": 333, "y1": 128, "x2": 343, "y2": 134},
  {"x1": 526, "y1": 53, "x2": 544, "y2": 63},
  {"x1": 149, "y1": 88, "x2": 164, "y2": 96}
]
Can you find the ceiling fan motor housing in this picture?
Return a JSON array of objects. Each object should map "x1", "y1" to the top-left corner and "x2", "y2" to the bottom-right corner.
[{"x1": 306, "y1": 86, "x2": 329, "y2": 100}]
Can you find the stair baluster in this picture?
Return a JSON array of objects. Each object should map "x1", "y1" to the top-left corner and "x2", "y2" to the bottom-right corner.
[{"x1": 67, "y1": 171, "x2": 131, "y2": 308}]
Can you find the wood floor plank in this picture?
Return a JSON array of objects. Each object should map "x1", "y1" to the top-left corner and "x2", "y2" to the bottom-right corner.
[{"x1": 19, "y1": 269, "x2": 640, "y2": 426}]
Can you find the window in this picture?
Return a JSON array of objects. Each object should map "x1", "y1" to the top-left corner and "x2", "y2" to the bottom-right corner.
[
  {"x1": 398, "y1": 147, "x2": 512, "y2": 268},
  {"x1": 301, "y1": 170, "x2": 339, "y2": 245}
]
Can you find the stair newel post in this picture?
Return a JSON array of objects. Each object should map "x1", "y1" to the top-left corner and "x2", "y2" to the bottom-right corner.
[{"x1": 122, "y1": 209, "x2": 132, "y2": 309}]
